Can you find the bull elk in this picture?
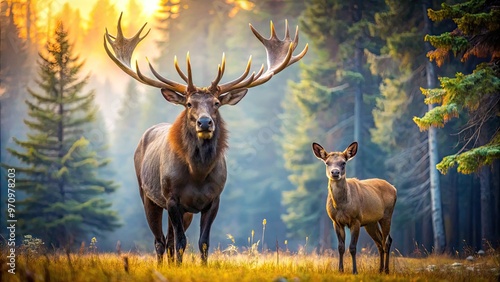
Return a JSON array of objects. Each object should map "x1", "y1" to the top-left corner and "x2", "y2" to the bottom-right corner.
[
  {"x1": 312, "y1": 142, "x2": 397, "y2": 274},
  {"x1": 104, "y1": 13, "x2": 307, "y2": 264}
]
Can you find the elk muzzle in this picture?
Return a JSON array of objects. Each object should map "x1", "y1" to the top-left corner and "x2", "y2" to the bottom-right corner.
[
  {"x1": 196, "y1": 116, "x2": 214, "y2": 139},
  {"x1": 331, "y1": 169, "x2": 341, "y2": 179}
]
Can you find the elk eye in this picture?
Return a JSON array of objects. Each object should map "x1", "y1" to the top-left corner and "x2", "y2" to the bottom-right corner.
[
  {"x1": 214, "y1": 102, "x2": 220, "y2": 107},
  {"x1": 186, "y1": 102, "x2": 192, "y2": 108}
]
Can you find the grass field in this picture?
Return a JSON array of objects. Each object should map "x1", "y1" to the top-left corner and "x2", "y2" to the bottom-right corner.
[{"x1": 2, "y1": 247, "x2": 499, "y2": 282}]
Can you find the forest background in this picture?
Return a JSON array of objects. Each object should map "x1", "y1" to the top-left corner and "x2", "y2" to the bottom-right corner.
[{"x1": 1, "y1": 0, "x2": 498, "y2": 256}]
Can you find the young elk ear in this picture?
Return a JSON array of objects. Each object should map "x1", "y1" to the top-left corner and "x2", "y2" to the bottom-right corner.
[
  {"x1": 161, "y1": 88, "x2": 186, "y2": 105},
  {"x1": 218, "y1": 89, "x2": 248, "y2": 106},
  {"x1": 312, "y1": 142, "x2": 329, "y2": 161},
  {"x1": 344, "y1": 142, "x2": 358, "y2": 161}
]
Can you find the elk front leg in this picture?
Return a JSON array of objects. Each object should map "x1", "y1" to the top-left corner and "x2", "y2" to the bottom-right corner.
[
  {"x1": 166, "y1": 213, "x2": 194, "y2": 263},
  {"x1": 199, "y1": 197, "x2": 220, "y2": 265},
  {"x1": 166, "y1": 199, "x2": 186, "y2": 265},
  {"x1": 349, "y1": 221, "x2": 361, "y2": 274},
  {"x1": 333, "y1": 221, "x2": 346, "y2": 272}
]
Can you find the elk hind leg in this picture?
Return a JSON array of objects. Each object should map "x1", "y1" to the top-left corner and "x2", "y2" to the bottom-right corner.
[
  {"x1": 143, "y1": 195, "x2": 166, "y2": 264},
  {"x1": 379, "y1": 217, "x2": 393, "y2": 274},
  {"x1": 364, "y1": 223, "x2": 384, "y2": 273}
]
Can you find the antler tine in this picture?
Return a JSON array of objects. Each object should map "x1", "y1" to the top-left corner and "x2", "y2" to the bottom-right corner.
[
  {"x1": 186, "y1": 52, "x2": 196, "y2": 93},
  {"x1": 270, "y1": 20, "x2": 277, "y2": 39},
  {"x1": 217, "y1": 55, "x2": 253, "y2": 95},
  {"x1": 173, "y1": 52, "x2": 196, "y2": 92},
  {"x1": 209, "y1": 53, "x2": 226, "y2": 93},
  {"x1": 213, "y1": 20, "x2": 307, "y2": 95},
  {"x1": 284, "y1": 19, "x2": 290, "y2": 40},
  {"x1": 147, "y1": 58, "x2": 188, "y2": 93},
  {"x1": 104, "y1": 13, "x2": 188, "y2": 94},
  {"x1": 136, "y1": 61, "x2": 173, "y2": 88},
  {"x1": 174, "y1": 56, "x2": 188, "y2": 83}
]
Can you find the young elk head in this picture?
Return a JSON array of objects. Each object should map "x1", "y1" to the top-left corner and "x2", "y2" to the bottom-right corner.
[{"x1": 312, "y1": 142, "x2": 358, "y2": 181}]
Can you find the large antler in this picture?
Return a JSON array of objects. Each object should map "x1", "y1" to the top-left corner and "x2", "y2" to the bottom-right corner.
[
  {"x1": 104, "y1": 13, "x2": 196, "y2": 94},
  {"x1": 211, "y1": 20, "x2": 308, "y2": 95},
  {"x1": 105, "y1": 14, "x2": 307, "y2": 97}
]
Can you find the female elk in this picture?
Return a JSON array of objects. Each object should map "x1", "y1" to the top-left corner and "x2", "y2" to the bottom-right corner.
[
  {"x1": 104, "y1": 14, "x2": 307, "y2": 264},
  {"x1": 312, "y1": 142, "x2": 397, "y2": 274}
]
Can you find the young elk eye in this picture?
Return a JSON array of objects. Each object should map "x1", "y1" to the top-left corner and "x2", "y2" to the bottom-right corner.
[
  {"x1": 186, "y1": 102, "x2": 192, "y2": 108},
  {"x1": 214, "y1": 102, "x2": 220, "y2": 107},
  {"x1": 341, "y1": 162, "x2": 346, "y2": 167}
]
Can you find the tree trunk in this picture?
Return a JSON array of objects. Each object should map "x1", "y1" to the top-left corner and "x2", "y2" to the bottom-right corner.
[
  {"x1": 448, "y1": 170, "x2": 459, "y2": 251},
  {"x1": 478, "y1": 127, "x2": 492, "y2": 247},
  {"x1": 352, "y1": 1, "x2": 363, "y2": 177},
  {"x1": 493, "y1": 160, "x2": 500, "y2": 248},
  {"x1": 423, "y1": 0, "x2": 446, "y2": 253}
]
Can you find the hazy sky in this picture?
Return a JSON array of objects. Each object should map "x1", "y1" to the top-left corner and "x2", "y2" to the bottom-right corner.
[{"x1": 61, "y1": 0, "x2": 159, "y2": 20}]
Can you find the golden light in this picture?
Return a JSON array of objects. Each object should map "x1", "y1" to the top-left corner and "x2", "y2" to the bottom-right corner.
[{"x1": 140, "y1": 0, "x2": 161, "y2": 17}]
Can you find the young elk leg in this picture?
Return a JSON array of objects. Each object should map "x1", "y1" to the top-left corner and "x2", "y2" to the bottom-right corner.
[
  {"x1": 380, "y1": 217, "x2": 393, "y2": 274},
  {"x1": 199, "y1": 198, "x2": 220, "y2": 265},
  {"x1": 143, "y1": 196, "x2": 166, "y2": 264},
  {"x1": 385, "y1": 235, "x2": 393, "y2": 274},
  {"x1": 333, "y1": 221, "x2": 346, "y2": 272},
  {"x1": 349, "y1": 221, "x2": 361, "y2": 274},
  {"x1": 364, "y1": 223, "x2": 385, "y2": 273}
]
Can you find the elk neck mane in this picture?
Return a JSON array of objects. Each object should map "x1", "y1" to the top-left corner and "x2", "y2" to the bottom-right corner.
[{"x1": 168, "y1": 110, "x2": 228, "y2": 171}]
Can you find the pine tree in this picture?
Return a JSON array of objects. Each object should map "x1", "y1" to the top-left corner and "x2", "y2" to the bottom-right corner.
[
  {"x1": 414, "y1": 0, "x2": 500, "y2": 245},
  {"x1": 1, "y1": 1, "x2": 32, "y2": 235},
  {"x1": 5, "y1": 23, "x2": 120, "y2": 247},
  {"x1": 415, "y1": 0, "x2": 500, "y2": 174}
]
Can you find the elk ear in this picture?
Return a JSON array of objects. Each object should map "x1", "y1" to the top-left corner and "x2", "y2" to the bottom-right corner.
[
  {"x1": 161, "y1": 88, "x2": 186, "y2": 105},
  {"x1": 344, "y1": 142, "x2": 358, "y2": 161},
  {"x1": 312, "y1": 142, "x2": 329, "y2": 161},
  {"x1": 219, "y1": 89, "x2": 248, "y2": 106}
]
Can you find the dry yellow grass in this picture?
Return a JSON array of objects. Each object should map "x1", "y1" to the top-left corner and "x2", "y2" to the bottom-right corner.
[{"x1": 2, "y1": 249, "x2": 499, "y2": 282}]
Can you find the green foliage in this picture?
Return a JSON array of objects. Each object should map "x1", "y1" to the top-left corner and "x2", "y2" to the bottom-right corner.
[
  {"x1": 437, "y1": 140, "x2": 500, "y2": 174},
  {"x1": 425, "y1": 0, "x2": 500, "y2": 65},
  {"x1": 416, "y1": 0, "x2": 500, "y2": 174},
  {"x1": 424, "y1": 32, "x2": 469, "y2": 55},
  {"x1": 413, "y1": 103, "x2": 459, "y2": 130},
  {"x1": 4, "y1": 23, "x2": 120, "y2": 247}
]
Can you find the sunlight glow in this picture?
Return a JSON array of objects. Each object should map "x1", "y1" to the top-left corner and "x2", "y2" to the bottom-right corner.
[{"x1": 140, "y1": 0, "x2": 161, "y2": 17}]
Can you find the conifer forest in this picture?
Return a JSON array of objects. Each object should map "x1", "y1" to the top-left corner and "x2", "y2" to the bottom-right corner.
[{"x1": 0, "y1": 1, "x2": 499, "y2": 280}]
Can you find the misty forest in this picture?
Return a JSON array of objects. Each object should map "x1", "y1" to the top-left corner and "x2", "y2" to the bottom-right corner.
[{"x1": 1, "y1": 0, "x2": 499, "y2": 263}]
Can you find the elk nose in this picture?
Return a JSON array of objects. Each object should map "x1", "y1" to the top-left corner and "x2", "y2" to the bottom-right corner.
[
  {"x1": 197, "y1": 116, "x2": 213, "y2": 131},
  {"x1": 331, "y1": 169, "x2": 340, "y2": 178}
]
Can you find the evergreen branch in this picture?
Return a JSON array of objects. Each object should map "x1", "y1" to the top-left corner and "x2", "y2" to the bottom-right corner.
[{"x1": 413, "y1": 103, "x2": 459, "y2": 131}]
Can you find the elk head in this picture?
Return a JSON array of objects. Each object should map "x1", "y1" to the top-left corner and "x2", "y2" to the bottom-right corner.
[
  {"x1": 104, "y1": 13, "x2": 308, "y2": 140},
  {"x1": 312, "y1": 142, "x2": 358, "y2": 181}
]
